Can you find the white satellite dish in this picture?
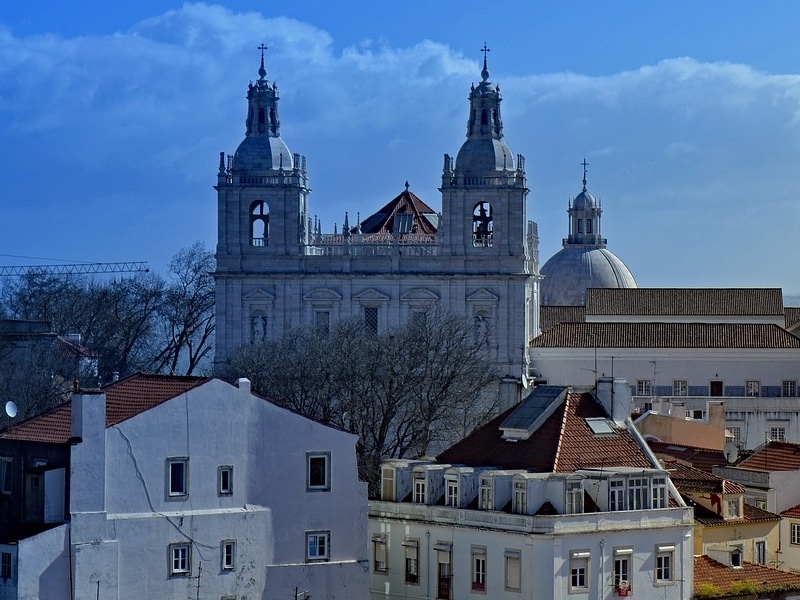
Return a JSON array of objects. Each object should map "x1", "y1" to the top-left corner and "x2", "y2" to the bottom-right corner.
[
  {"x1": 4, "y1": 401, "x2": 17, "y2": 419},
  {"x1": 723, "y1": 441, "x2": 739, "y2": 464}
]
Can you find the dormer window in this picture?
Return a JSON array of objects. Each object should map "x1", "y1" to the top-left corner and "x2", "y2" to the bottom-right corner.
[
  {"x1": 652, "y1": 477, "x2": 667, "y2": 509},
  {"x1": 727, "y1": 497, "x2": 741, "y2": 518},
  {"x1": 513, "y1": 480, "x2": 527, "y2": 514},
  {"x1": 413, "y1": 474, "x2": 426, "y2": 504},
  {"x1": 445, "y1": 479, "x2": 459, "y2": 507},
  {"x1": 479, "y1": 478, "x2": 493, "y2": 510},
  {"x1": 566, "y1": 480, "x2": 583, "y2": 514}
]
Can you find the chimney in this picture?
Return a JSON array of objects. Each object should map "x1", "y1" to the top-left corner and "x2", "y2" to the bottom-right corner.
[
  {"x1": 70, "y1": 390, "x2": 107, "y2": 514},
  {"x1": 498, "y1": 376, "x2": 522, "y2": 411},
  {"x1": 236, "y1": 377, "x2": 251, "y2": 394},
  {"x1": 596, "y1": 377, "x2": 632, "y2": 423}
]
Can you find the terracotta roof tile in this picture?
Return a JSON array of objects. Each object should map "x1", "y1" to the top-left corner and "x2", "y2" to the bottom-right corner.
[
  {"x1": 437, "y1": 389, "x2": 651, "y2": 472},
  {"x1": 539, "y1": 305, "x2": 585, "y2": 331},
  {"x1": 529, "y1": 322, "x2": 800, "y2": 349},
  {"x1": 648, "y1": 441, "x2": 743, "y2": 473},
  {"x1": 785, "y1": 307, "x2": 800, "y2": 333},
  {"x1": 356, "y1": 188, "x2": 438, "y2": 235},
  {"x1": 737, "y1": 441, "x2": 800, "y2": 471},
  {"x1": 0, "y1": 373, "x2": 210, "y2": 444},
  {"x1": 586, "y1": 288, "x2": 784, "y2": 317},
  {"x1": 694, "y1": 555, "x2": 800, "y2": 595},
  {"x1": 781, "y1": 503, "x2": 800, "y2": 518}
]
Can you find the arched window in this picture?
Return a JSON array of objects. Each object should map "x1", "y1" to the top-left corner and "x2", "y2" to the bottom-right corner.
[
  {"x1": 250, "y1": 201, "x2": 269, "y2": 246},
  {"x1": 481, "y1": 109, "x2": 489, "y2": 126},
  {"x1": 472, "y1": 202, "x2": 493, "y2": 247}
]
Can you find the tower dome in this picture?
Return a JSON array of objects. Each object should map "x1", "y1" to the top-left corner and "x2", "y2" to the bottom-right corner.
[{"x1": 540, "y1": 161, "x2": 636, "y2": 306}]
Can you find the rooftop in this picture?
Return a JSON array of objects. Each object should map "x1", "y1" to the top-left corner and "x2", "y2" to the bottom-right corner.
[{"x1": 694, "y1": 555, "x2": 800, "y2": 596}]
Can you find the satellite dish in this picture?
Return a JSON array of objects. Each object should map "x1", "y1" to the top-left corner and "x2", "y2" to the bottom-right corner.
[
  {"x1": 4, "y1": 401, "x2": 17, "y2": 418},
  {"x1": 723, "y1": 441, "x2": 739, "y2": 464}
]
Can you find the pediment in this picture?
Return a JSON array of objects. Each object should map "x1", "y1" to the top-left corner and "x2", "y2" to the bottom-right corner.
[
  {"x1": 353, "y1": 288, "x2": 391, "y2": 303},
  {"x1": 400, "y1": 288, "x2": 440, "y2": 303},
  {"x1": 243, "y1": 288, "x2": 276, "y2": 303},
  {"x1": 466, "y1": 288, "x2": 500, "y2": 303},
  {"x1": 303, "y1": 288, "x2": 343, "y2": 302}
]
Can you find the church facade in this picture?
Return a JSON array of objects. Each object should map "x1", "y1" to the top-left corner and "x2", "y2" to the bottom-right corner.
[{"x1": 213, "y1": 52, "x2": 540, "y2": 379}]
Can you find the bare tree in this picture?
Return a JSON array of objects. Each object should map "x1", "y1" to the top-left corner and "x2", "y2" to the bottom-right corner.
[{"x1": 221, "y1": 309, "x2": 499, "y2": 495}]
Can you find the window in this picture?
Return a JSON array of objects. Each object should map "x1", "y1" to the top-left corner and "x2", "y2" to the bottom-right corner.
[
  {"x1": 307, "y1": 452, "x2": 330, "y2": 491},
  {"x1": 306, "y1": 531, "x2": 330, "y2": 561},
  {"x1": 791, "y1": 523, "x2": 800, "y2": 545},
  {"x1": 770, "y1": 427, "x2": 786, "y2": 442},
  {"x1": 373, "y1": 537, "x2": 388, "y2": 573},
  {"x1": 315, "y1": 310, "x2": 331, "y2": 334},
  {"x1": 746, "y1": 380, "x2": 760, "y2": 397},
  {"x1": 471, "y1": 547, "x2": 487, "y2": 591},
  {"x1": 655, "y1": 546, "x2": 674, "y2": 584},
  {"x1": 731, "y1": 546, "x2": 743, "y2": 567},
  {"x1": 565, "y1": 480, "x2": 583, "y2": 514},
  {"x1": 167, "y1": 458, "x2": 188, "y2": 498},
  {"x1": 218, "y1": 466, "x2": 233, "y2": 496},
  {"x1": 404, "y1": 540, "x2": 419, "y2": 584},
  {"x1": 585, "y1": 219, "x2": 593, "y2": 234},
  {"x1": 569, "y1": 551, "x2": 590, "y2": 591},
  {"x1": 472, "y1": 202, "x2": 493, "y2": 247},
  {"x1": 755, "y1": 498, "x2": 767, "y2": 510},
  {"x1": 413, "y1": 475, "x2": 426, "y2": 504},
  {"x1": 250, "y1": 201, "x2": 269, "y2": 246},
  {"x1": 783, "y1": 380, "x2": 797, "y2": 397},
  {"x1": 222, "y1": 540, "x2": 236, "y2": 570},
  {"x1": 652, "y1": 477, "x2": 667, "y2": 509},
  {"x1": 577, "y1": 218, "x2": 584, "y2": 234},
  {"x1": 728, "y1": 427, "x2": 741, "y2": 448},
  {"x1": 613, "y1": 550, "x2": 632, "y2": 591},
  {"x1": 170, "y1": 543, "x2": 191, "y2": 576},
  {"x1": 504, "y1": 550, "x2": 521, "y2": 592},
  {"x1": 446, "y1": 479, "x2": 459, "y2": 507},
  {"x1": 436, "y1": 544, "x2": 452, "y2": 599},
  {"x1": 636, "y1": 379, "x2": 652, "y2": 396},
  {"x1": 710, "y1": 380, "x2": 724, "y2": 397},
  {"x1": 1, "y1": 552, "x2": 10, "y2": 580},
  {"x1": 628, "y1": 477, "x2": 649, "y2": 510},
  {"x1": 755, "y1": 541, "x2": 766, "y2": 565},
  {"x1": 479, "y1": 478, "x2": 493, "y2": 510},
  {"x1": 381, "y1": 468, "x2": 395, "y2": 501},
  {"x1": 0, "y1": 458, "x2": 12, "y2": 495},
  {"x1": 727, "y1": 497, "x2": 741, "y2": 518},
  {"x1": 513, "y1": 480, "x2": 527, "y2": 514},
  {"x1": 364, "y1": 306, "x2": 379, "y2": 335},
  {"x1": 672, "y1": 380, "x2": 687, "y2": 396},
  {"x1": 609, "y1": 479, "x2": 625, "y2": 511}
]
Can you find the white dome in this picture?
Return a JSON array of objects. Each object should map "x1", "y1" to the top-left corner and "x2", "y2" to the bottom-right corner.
[{"x1": 540, "y1": 247, "x2": 637, "y2": 306}]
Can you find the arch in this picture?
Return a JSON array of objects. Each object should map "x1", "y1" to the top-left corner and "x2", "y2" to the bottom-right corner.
[
  {"x1": 480, "y1": 108, "x2": 489, "y2": 126},
  {"x1": 472, "y1": 202, "x2": 493, "y2": 247},
  {"x1": 250, "y1": 201, "x2": 269, "y2": 247}
]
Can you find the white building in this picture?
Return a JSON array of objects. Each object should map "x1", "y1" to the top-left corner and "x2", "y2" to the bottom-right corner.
[
  {"x1": 0, "y1": 373, "x2": 368, "y2": 600},
  {"x1": 213, "y1": 50, "x2": 539, "y2": 379},
  {"x1": 369, "y1": 380, "x2": 694, "y2": 599}
]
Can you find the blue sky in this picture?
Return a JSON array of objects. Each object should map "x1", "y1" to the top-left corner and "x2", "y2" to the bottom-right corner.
[{"x1": 2, "y1": 2, "x2": 800, "y2": 294}]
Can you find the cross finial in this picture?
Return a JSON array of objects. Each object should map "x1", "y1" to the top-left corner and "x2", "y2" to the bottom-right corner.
[
  {"x1": 257, "y1": 43, "x2": 268, "y2": 79},
  {"x1": 581, "y1": 157, "x2": 589, "y2": 191},
  {"x1": 481, "y1": 43, "x2": 491, "y2": 61},
  {"x1": 480, "y1": 43, "x2": 491, "y2": 81}
]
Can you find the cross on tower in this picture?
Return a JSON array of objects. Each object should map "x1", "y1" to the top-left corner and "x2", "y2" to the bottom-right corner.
[
  {"x1": 258, "y1": 43, "x2": 268, "y2": 59},
  {"x1": 581, "y1": 158, "x2": 589, "y2": 190},
  {"x1": 481, "y1": 43, "x2": 491, "y2": 60}
]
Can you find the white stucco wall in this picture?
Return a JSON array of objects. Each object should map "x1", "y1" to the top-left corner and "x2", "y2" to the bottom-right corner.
[{"x1": 16, "y1": 524, "x2": 69, "y2": 600}]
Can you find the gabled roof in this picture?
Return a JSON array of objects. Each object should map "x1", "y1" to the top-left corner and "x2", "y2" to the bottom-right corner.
[
  {"x1": 694, "y1": 555, "x2": 800, "y2": 595},
  {"x1": 648, "y1": 441, "x2": 735, "y2": 473},
  {"x1": 356, "y1": 187, "x2": 438, "y2": 235},
  {"x1": 737, "y1": 441, "x2": 800, "y2": 472},
  {"x1": 529, "y1": 322, "x2": 800, "y2": 349},
  {"x1": 786, "y1": 307, "x2": 800, "y2": 334},
  {"x1": 436, "y1": 387, "x2": 651, "y2": 472},
  {"x1": 665, "y1": 460, "x2": 744, "y2": 494},
  {"x1": 0, "y1": 373, "x2": 210, "y2": 444},
  {"x1": 781, "y1": 503, "x2": 800, "y2": 518},
  {"x1": 586, "y1": 288, "x2": 784, "y2": 317},
  {"x1": 539, "y1": 305, "x2": 585, "y2": 331}
]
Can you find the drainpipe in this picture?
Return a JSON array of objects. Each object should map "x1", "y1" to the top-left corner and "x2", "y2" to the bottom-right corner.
[
  {"x1": 599, "y1": 538, "x2": 606, "y2": 600},
  {"x1": 426, "y1": 530, "x2": 431, "y2": 600}
]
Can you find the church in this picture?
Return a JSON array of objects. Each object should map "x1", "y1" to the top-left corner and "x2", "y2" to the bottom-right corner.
[{"x1": 213, "y1": 50, "x2": 544, "y2": 379}]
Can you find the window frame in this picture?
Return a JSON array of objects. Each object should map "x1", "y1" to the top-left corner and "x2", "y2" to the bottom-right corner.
[
  {"x1": 652, "y1": 476, "x2": 668, "y2": 509},
  {"x1": 471, "y1": 546, "x2": 487, "y2": 592},
  {"x1": 512, "y1": 480, "x2": 527, "y2": 514},
  {"x1": 654, "y1": 545, "x2": 674, "y2": 585},
  {"x1": 727, "y1": 497, "x2": 741, "y2": 518},
  {"x1": 755, "y1": 540, "x2": 766, "y2": 565},
  {"x1": 218, "y1": 465, "x2": 233, "y2": 496},
  {"x1": 169, "y1": 542, "x2": 191, "y2": 576},
  {"x1": 565, "y1": 480, "x2": 583, "y2": 514},
  {"x1": 746, "y1": 380, "x2": 761, "y2": 397},
  {"x1": 628, "y1": 477, "x2": 649, "y2": 510},
  {"x1": 306, "y1": 452, "x2": 331, "y2": 492},
  {"x1": 479, "y1": 478, "x2": 493, "y2": 510},
  {"x1": 636, "y1": 379, "x2": 652, "y2": 396},
  {"x1": 221, "y1": 539, "x2": 236, "y2": 571},
  {"x1": 306, "y1": 531, "x2": 330, "y2": 562},
  {"x1": 770, "y1": 426, "x2": 787, "y2": 442},
  {"x1": 504, "y1": 550, "x2": 521, "y2": 592},
  {"x1": 373, "y1": 536, "x2": 388, "y2": 574},
  {"x1": 609, "y1": 479, "x2": 625, "y2": 511},
  {"x1": 613, "y1": 548, "x2": 632, "y2": 592},
  {"x1": 672, "y1": 380, "x2": 687, "y2": 397},
  {"x1": 413, "y1": 475, "x2": 426, "y2": 504},
  {"x1": 166, "y1": 457, "x2": 188, "y2": 499},
  {"x1": 0, "y1": 457, "x2": 12, "y2": 495},
  {"x1": 783, "y1": 380, "x2": 797, "y2": 398},
  {"x1": 1, "y1": 551, "x2": 11, "y2": 580},
  {"x1": 569, "y1": 550, "x2": 590, "y2": 592},
  {"x1": 445, "y1": 478, "x2": 459, "y2": 507},
  {"x1": 404, "y1": 540, "x2": 420, "y2": 585}
]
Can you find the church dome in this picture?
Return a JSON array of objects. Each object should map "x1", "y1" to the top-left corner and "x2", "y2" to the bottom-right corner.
[
  {"x1": 540, "y1": 247, "x2": 637, "y2": 306},
  {"x1": 455, "y1": 138, "x2": 515, "y2": 174},
  {"x1": 571, "y1": 189, "x2": 596, "y2": 211},
  {"x1": 233, "y1": 136, "x2": 293, "y2": 172}
]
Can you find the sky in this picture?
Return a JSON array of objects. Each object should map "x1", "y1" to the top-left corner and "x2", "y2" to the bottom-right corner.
[{"x1": 2, "y1": 2, "x2": 800, "y2": 295}]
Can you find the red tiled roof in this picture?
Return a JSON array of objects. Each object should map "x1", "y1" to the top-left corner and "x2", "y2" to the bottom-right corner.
[
  {"x1": 356, "y1": 187, "x2": 438, "y2": 235},
  {"x1": 437, "y1": 390, "x2": 652, "y2": 472},
  {"x1": 694, "y1": 555, "x2": 800, "y2": 595},
  {"x1": 529, "y1": 322, "x2": 800, "y2": 349},
  {"x1": 686, "y1": 496, "x2": 779, "y2": 527},
  {"x1": 586, "y1": 288, "x2": 784, "y2": 317},
  {"x1": 539, "y1": 305, "x2": 585, "y2": 331},
  {"x1": 781, "y1": 503, "x2": 800, "y2": 518},
  {"x1": 785, "y1": 307, "x2": 800, "y2": 333},
  {"x1": 648, "y1": 441, "x2": 742, "y2": 473},
  {"x1": 0, "y1": 373, "x2": 210, "y2": 444},
  {"x1": 737, "y1": 441, "x2": 800, "y2": 472}
]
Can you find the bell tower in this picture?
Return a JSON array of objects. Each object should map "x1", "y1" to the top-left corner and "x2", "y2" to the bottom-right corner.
[{"x1": 440, "y1": 46, "x2": 530, "y2": 266}]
